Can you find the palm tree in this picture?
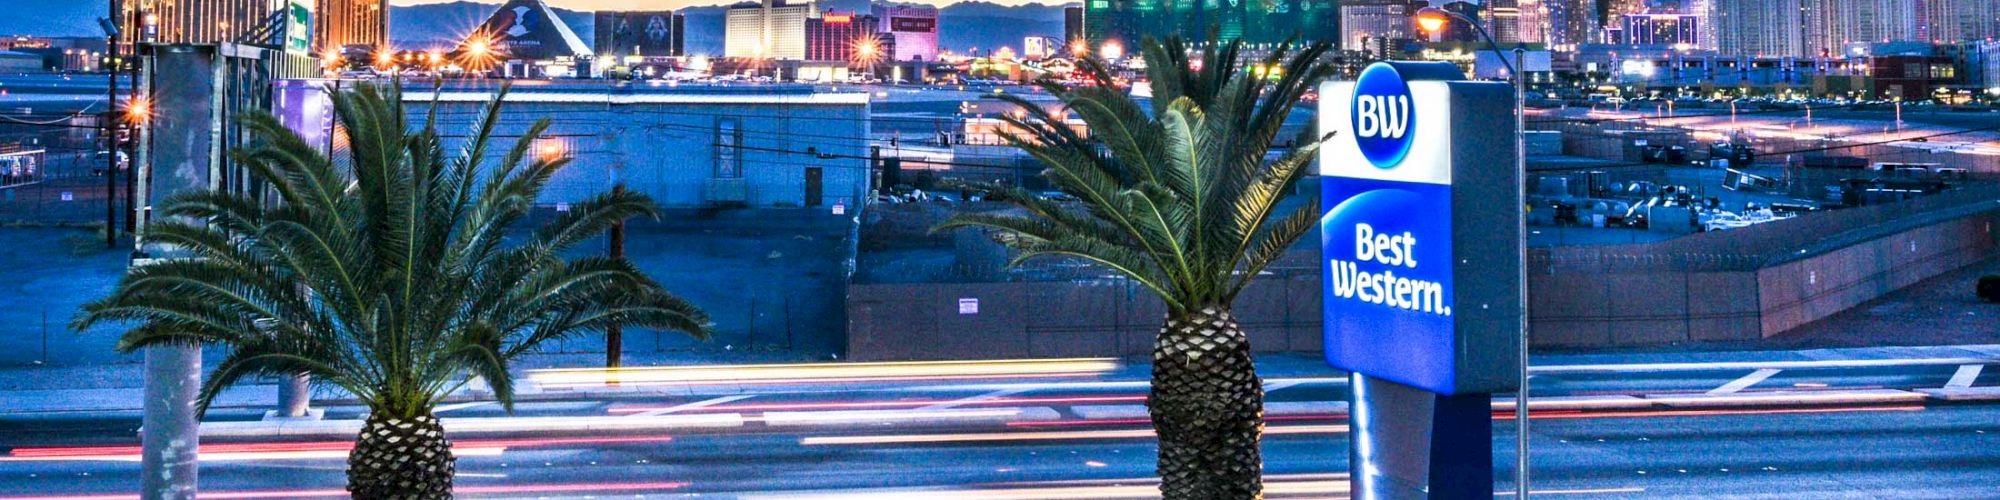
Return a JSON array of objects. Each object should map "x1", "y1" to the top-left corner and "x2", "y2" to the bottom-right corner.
[
  {"x1": 76, "y1": 82, "x2": 711, "y2": 497},
  {"x1": 934, "y1": 36, "x2": 1333, "y2": 499}
]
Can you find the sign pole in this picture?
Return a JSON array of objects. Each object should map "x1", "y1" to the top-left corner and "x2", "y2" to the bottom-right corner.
[{"x1": 1513, "y1": 47, "x2": 1530, "y2": 500}]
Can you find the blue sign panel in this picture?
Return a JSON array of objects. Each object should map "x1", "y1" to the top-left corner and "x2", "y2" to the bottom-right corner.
[{"x1": 1320, "y1": 61, "x2": 1518, "y2": 396}]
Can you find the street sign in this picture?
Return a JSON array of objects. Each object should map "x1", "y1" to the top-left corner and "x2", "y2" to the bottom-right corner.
[
  {"x1": 284, "y1": 0, "x2": 314, "y2": 55},
  {"x1": 1319, "y1": 62, "x2": 1521, "y2": 396}
]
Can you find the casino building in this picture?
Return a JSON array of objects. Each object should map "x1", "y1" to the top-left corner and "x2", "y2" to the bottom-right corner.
[{"x1": 460, "y1": 0, "x2": 592, "y2": 77}]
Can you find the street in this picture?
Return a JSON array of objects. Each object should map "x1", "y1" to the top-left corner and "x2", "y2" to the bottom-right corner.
[{"x1": 3, "y1": 356, "x2": 1999, "y2": 498}]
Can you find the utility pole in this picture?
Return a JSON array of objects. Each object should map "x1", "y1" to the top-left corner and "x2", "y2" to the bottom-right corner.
[
  {"x1": 102, "y1": 2, "x2": 120, "y2": 249},
  {"x1": 606, "y1": 183, "x2": 625, "y2": 369}
]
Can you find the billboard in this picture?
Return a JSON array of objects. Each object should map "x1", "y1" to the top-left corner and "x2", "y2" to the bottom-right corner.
[{"x1": 1319, "y1": 61, "x2": 1521, "y2": 396}]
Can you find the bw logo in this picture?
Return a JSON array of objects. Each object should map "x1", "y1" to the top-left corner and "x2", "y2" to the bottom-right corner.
[{"x1": 1350, "y1": 63, "x2": 1417, "y2": 169}]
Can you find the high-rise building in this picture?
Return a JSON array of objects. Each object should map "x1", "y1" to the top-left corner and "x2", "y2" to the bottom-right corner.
[
  {"x1": 1082, "y1": 0, "x2": 1340, "y2": 52},
  {"x1": 1064, "y1": 6, "x2": 1086, "y2": 46},
  {"x1": 727, "y1": 0, "x2": 816, "y2": 60},
  {"x1": 129, "y1": 0, "x2": 282, "y2": 46},
  {"x1": 595, "y1": 11, "x2": 685, "y2": 58},
  {"x1": 1917, "y1": 0, "x2": 2000, "y2": 43},
  {"x1": 1430, "y1": 1, "x2": 1485, "y2": 43},
  {"x1": 1339, "y1": 0, "x2": 1423, "y2": 52},
  {"x1": 1517, "y1": 0, "x2": 1548, "y2": 44},
  {"x1": 1710, "y1": 0, "x2": 1801, "y2": 57},
  {"x1": 805, "y1": 10, "x2": 881, "y2": 61},
  {"x1": 316, "y1": 0, "x2": 387, "y2": 52},
  {"x1": 874, "y1": 4, "x2": 938, "y2": 61},
  {"x1": 1543, "y1": 0, "x2": 1602, "y2": 48},
  {"x1": 1488, "y1": 0, "x2": 1523, "y2": 43}
]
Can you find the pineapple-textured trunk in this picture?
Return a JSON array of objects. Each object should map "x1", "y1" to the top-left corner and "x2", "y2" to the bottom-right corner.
[
  {"x1": 348, "y1": 411, "x2": 455, "y2": 499},
  {"x1": 1151, "y1": 306, "x2": 1265, "y2": 499}
]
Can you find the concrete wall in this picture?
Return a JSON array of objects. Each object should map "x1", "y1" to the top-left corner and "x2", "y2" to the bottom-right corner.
[
  {"x1": 847, "y1": 265, "x2": 1322, "y2": 361},
  {"x1": 849, "y1": 186, "x2": 2000, "y2": 359},
  {"x1": 1757, "y1": 214, "x2": 1999, "y2": 336}
]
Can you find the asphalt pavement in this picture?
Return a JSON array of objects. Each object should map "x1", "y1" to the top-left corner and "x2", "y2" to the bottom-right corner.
[{"x1": 4, "y1": 352, "x2": 2000, "y2": 498}]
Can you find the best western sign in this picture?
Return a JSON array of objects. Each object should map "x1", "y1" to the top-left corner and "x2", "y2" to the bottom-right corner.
[{"x1": 1319, "y1": 62, "x2": 1521, "y2": 396}]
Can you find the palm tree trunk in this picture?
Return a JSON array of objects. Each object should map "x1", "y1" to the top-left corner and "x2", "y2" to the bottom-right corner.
[
  {"x1": 348, "y1": 411, "x2": 455, "y2": 499},
  {"x1": 1150, "y1": 305, "x2": 1264, "y2": 499}
]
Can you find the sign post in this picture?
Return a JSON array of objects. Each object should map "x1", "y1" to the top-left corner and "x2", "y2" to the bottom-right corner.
[{"x1": 1319, "y1": 61, "x2": 1522, "y2": 499}]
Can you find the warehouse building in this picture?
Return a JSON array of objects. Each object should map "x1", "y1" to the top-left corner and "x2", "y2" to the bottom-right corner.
[{"x1": 412, "y1": 82, "x2": 871, "y2": 209}]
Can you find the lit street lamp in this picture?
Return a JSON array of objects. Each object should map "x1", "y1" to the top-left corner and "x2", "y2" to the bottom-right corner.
[{"x1": 1415, "y1": 6, "x2": 1531, "y2": 500}]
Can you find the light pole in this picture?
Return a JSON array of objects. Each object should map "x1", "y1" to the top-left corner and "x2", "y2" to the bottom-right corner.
[{"x1": 1416, "y1": 7, "x2": 1529, "y2": 499}]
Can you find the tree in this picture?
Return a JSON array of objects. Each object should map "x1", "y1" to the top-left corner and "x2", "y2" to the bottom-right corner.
[
  {"x1": 77, "y1": 82, "x2": 711, "y2": 497},
  {"x1": 933, "y1": 35, "x2": 1333, "y2": 499}
]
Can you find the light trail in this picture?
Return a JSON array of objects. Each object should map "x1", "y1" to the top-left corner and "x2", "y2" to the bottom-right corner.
[
  {"x1": 0, "y1": 481, "x2": 690, "y2": 500},
  {"x1": 798, "y1": 424, "x2": 1350, "y2": 445},
  {"x1": 0, "y1": 435, "x2": 675, "y2": 463},
  {"x1": 610, "y1": 394, "x2": 1149, "y2": 414},
  {"x1": 529, "y1": 358, "x2": 1121, "y2": 388}
]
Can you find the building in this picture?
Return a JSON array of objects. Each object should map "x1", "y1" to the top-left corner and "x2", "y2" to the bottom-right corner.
[
  {"x1": 1577, "y1": 45, "x2": 1860, "y2": 95},
  {"x1": 805, "y1": 10, "x2": 881, "y2": 62},
  {"x1": 1542, "y1": 0, "x2": 1600, "y2": 48},
  {"x1": 1064, "y1": 6, "x2": 1085, "y2": 46},
  {"x1": 1610, "y1": 13, "x2": 1700, "y2": 46},
  {"x1": 595, "y1": 11, "x2": 686, "y2": 58},
  {"x1": 1488, "y1": 0, "x2": 1522, "y2": 43},
  {"x1": 422, "y1": 83, "x2": 871, "y2": 209},
  {"x1": 1339, "y1": 0, "x2": 1423, "y2": 52},
  {"x1": 1082, "y1": 0, "x2": 1339, "y2": 52},
  {"x1": 727, "y1": 0, "x2": 816, "y2": 60},
  {"x1": 463, "y1": 0, "x2": 591, "y2": 64},
  {"x1": 1926, "y1": 0, "x2": 2000, "y2": 43},
  {"x1": 1709, "y1": 0, "x2": 1801, "y2": 57},
  {"x1": 874, "y1": 4, "x2": 939, "y2": 62},
  {"x1": 1429, "y1": 2, "x2": 1484, "y2": 43},
  {"x1": 316, "y1": 0, "x2": 387, "y2": 52},
  {"x1": 123, "y1": 0, "x2": 278, "y2": 48},
  {"x1": 1516, "y1": 0, "x2": 1547, "y2": 44},
  {"x1": 0, "y1": 51, "x2": 41, "y2": 72},
  {"x1": 1870, "y1": 54, "x2": 1959, "y2": 100}
]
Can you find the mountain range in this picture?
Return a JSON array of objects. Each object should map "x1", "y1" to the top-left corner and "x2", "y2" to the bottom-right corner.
[{"x1": 389, "y1": 0, "x2": 1072, "y2": 55}]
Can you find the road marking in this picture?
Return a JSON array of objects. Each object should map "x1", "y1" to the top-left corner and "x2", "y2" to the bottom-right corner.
[
  {"x1": 1536, "y1": 357, "x2": 1993, "y2": 374},
  {"x1": 919, "y1": 388, "x2": 1030, "y2": 410},
  {"x1": 1707, "y1": 368, "x2": 1781, "y2": 396},
  {"x1": 1263, "y1": 380, "x2": 1304, "y2": 392},
  {"x1": 628, "y1": 395, "x2": 756, "y2": 417},
  {"x1": 1947, "y1": 364, "x2": 1984, "y2": 389},
  {"x1": 433, "y1": 401, "x2": 494, "y2": 414}
]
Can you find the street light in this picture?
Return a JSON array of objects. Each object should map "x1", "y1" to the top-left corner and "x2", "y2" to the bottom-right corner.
[{"x1": 1414, "y1": 6, "x2": 1531, "y2": 500}]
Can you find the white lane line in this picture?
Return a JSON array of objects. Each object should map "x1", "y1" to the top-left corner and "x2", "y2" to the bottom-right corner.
[
  {"x1": 1707, "y1": 368, "x2": 1781, "y2": 396},
  {"x1": 919, "y1": 388, "x2": 1031, "y2": 410},
  {"x1": 1263, "y1": 380, "x2": 1304, "y2": 392},
  {"x1": 1947, "y1": 364, "x2": 1984, "y2": 389},
  {"x1": 628, "y1": 395, "x2": 756, "y2": 417},
  {"x1": 1536, "y1": 357, "x2": 1993, "y2": 374},
  {"x1": 433, "y1": 401, "x2": 495, "y2": 414}
]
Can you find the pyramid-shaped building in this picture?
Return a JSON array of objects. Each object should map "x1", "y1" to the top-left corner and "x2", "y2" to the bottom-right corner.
[{"x1": 461, "y1": 0, "x2": 591, "y2": 61}]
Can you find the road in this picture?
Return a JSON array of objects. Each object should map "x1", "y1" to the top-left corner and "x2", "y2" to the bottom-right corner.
[{"x1": 3, "y1": 357, "x2": 1999, "y2": 498}]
